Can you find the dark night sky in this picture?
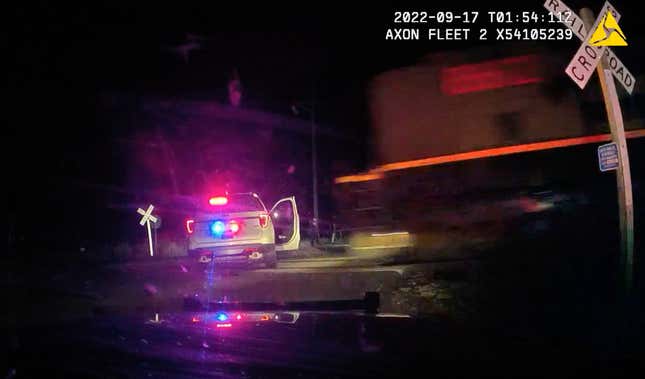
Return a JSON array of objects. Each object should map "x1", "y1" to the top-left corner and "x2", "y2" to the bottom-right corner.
[
  {"x1": 8, "y1": 1, "x2": 645, "y2": 197},
  {"x1": 10, "y1": 1, "x2": 645, "y2": 120}
]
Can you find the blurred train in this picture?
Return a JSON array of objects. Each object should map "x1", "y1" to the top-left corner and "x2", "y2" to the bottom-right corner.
[{"x1": 332, "y1": 46, "x2": 645, "y2": 254}]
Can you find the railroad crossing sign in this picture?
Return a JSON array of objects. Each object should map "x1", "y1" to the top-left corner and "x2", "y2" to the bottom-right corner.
[
  {"x1": 598, "y1": 142, "x2": 618, "y2": 171},
  {"x1": 544, "y1": 0, "x2": 635, "y2": 93},
  {"x1": 544, "y1": 0, "x2": 635, "y2": 292},
  {"x1": 137, "y1": 204, "x2": 158, "y2": 256},
  {"x1": 564, "y1": 2, "x2": 629, "y2": 90}
]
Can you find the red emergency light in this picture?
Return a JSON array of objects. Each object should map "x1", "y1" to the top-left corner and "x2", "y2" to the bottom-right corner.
[{"x1": 209, "y1": 196, "x2": 228, "y2": 206}]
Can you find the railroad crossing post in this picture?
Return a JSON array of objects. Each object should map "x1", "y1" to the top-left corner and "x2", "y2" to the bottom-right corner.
[{"x1": 580, "y1": 8, "x2": 634, "y2": 294}]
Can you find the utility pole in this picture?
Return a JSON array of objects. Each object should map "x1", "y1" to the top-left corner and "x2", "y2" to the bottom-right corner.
[
  {"x1": 292, "y1": 88, "x2": 321, "y2": 244},
  {"x1": 311, "y1": 95, "x2": 320, "y2": 243}
]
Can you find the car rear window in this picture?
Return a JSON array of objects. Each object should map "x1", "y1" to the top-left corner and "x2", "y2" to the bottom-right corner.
[{"x1": 207, "y1": 194, "x2": 265, "y2": 213}]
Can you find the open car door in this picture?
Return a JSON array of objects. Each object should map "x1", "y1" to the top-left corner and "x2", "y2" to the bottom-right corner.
[{"x1": 270, "y1": 196, "x2": 300, "y2": 251}]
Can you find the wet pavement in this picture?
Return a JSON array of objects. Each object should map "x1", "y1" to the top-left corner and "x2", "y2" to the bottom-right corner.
[
  {"x1": 4, "y1": 207, "x2": 644, "y2": 378},
  {"x1": 7, "y1": 300, "x2": 643, "y2": 378}
]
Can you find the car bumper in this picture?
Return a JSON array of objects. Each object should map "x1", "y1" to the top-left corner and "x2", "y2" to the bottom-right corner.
[{"x1": 189, "y1": 243, "x2": 275, "y2": 266}]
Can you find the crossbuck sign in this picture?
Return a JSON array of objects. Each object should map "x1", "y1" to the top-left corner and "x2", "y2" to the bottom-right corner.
[
  {"x1": 137, "y1": 204, "x2": 158, "y2": 256},
  {"x1": 544, "y1": 0, "x2": 635, "y2": 93}
]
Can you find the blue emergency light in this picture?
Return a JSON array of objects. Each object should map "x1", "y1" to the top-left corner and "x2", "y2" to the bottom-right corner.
[{"x1": 210, "y1": 221, "x2": 226, "y2": 236}]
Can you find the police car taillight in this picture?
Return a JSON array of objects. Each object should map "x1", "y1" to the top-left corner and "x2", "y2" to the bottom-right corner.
[
  {"x1": 258, "y1": 214, "x2": 269, "y2": 228},
  {"x1": 229, "y1": 220, "x2": 240, "y2": 233},
  {"x1": 185, "y1": 219, "x2": 195, "y2": 234}
]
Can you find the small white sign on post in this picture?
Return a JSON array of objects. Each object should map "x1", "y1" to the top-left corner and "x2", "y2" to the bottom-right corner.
[
  {"x1": 598, "y1": 142, "x2": 619, "y2": 172},
  {"x1": 137, "y1": 204, "x2": 158, "y2": 257}
]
